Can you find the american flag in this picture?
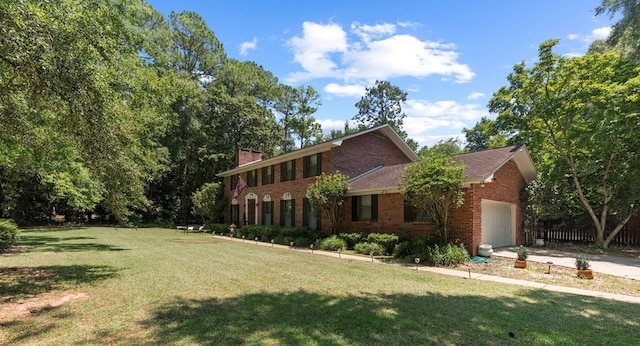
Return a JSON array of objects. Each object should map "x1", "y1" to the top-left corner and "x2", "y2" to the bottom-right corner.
[{"x1": 233, "y1": 175, "x2": 247, "y2": 198}]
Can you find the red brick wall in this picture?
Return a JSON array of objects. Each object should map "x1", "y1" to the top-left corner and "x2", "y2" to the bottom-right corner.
[
  {"x1": 333, "y1": 132, "x2": 413, "y2": 179},
  {"x1": 236, "y1": 148, "x2": 262, "y2": 166},
  {"x1": 344, "y1": 193, "x2": 434, "y2": 239},
  {"x1": 224, "y1": 150, "x2": 335, "y2": 232},
  {"x1": 450, "y1": 161, "x2": 527, "y2": 255},
  {"x1": 224, "y1": 143, "x2": 528, "y2": 253},
  {"x1": 343, "y1": 161, "x2": 527, "y2": 255}
]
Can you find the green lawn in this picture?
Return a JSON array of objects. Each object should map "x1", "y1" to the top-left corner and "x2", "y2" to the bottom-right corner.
[{"x1": 1, "y1": 227, "x2": 638, "y2": 345}]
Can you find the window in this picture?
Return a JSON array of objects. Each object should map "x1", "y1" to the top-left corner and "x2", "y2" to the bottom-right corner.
[
  {"x1": 280, "y1": 160, "x2": 296, "y2": 182},
  {"x1": 352, "y1": 195, "x2": 378, "y2": 222},
  {"x1": 262, "y1": 165, "x2": 274, "y2": 185},
  {"x1": 303, "y1": 153, "x2": 322, "y2": 178},
  {"x1": 262, "y1": 201, "x2": 274, "y2": 225},
  {"x1": 303, "y1": 198, "x2": 320, "y2": 230},
  {"x1": 404, "y1": 201, "x2": 431, "y2": 222},
  {"x1": 247, "y1": 170, "x2": 258, "y2": 187},
  {"x1": 280, "y1": 199, "x2": 295, "y2": 227},
  {"x1": 231, "y1": 204, "x2": 240, "y2": 226},
  {"x1": 230, "y1": 175, "x2": 239, "y2": 191}
]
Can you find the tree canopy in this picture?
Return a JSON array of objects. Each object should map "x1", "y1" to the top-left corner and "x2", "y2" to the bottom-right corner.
[
  {"x1": 399, "y1": 147, "x2": 465, "y2": 241},
  {"x1": 352, "y1": 80, "x2": 418, "y2": 151},
  {"x1": 0, "y1": 0, "x2": 177, "y2": 223},
  {"x1": 489, "y1": 39, "x2": 640, "y2": 248},
  {"x1": 0, "y1": 0, "x2": 325, "y2": 225},
  {"x1": 305, "y1": 172, "x2": 349, "y2": 234}
]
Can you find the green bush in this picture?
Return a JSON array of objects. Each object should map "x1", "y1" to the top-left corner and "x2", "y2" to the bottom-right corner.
[
  {"x1": 392, "y1": 241, "x2": 413, "y2": 259},
  {"x1": 0, "y1": 219, "x2": 18, "y2": 249},
  {"x1": 235, "y1": 225, "x2": 320, "y2": 244},
  {"x1": 354, "y1": 242, "x2": 384, "y2": 256},
  {"x1": 444, "y1": 243, "x2": 469, "y2": 265},
  {"x1": 207, "y1": 223, "x2": 231, "y2": 234},
  {"x1": 319, "y1": 235, "x2": 347, "y2": 251},
  {"x1": 241, "y1": 225, "x2": 281, "y2": 240},
  {"x1": 367, "y1": 233, "x2": 399, "y2": 255},
  {"x1": 392, "y1": 235, "x2": 441, "y2": 260},
  {"x1": 421, "y1": 243, "x2": 468, "y2": 267},
  {"x1": 293, "y1": 237, "x2": 313, "y2": 247},
  {"x1": 274, "y1": 235, "x2": 287, "y2": 245},
  {"x1": 338, "y1": 232, "x2": 365, "y2": 249}
]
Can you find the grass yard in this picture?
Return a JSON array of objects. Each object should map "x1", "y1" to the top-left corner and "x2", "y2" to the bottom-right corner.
[{"x1": 1, "y1": 227, "x2": 639, "y2": 345}]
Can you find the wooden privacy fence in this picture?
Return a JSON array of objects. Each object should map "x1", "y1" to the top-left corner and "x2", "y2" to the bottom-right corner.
[{"x1": 541, "y1": 216, "x2": 640, "y2": 246}]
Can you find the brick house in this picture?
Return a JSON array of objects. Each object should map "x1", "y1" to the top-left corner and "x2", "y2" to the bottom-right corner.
[{"x1": 217, "y1": 124, "x2": 536, "y2": 255}]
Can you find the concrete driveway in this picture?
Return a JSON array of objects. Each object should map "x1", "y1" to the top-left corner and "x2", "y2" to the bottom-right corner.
[{"x1": 492, "y1": 247, "x2": 640, "y2": 281}]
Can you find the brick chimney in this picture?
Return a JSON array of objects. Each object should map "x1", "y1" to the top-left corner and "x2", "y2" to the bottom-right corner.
[{"x1": 236, "y1": 148, "x2": 262, "y2": 167}]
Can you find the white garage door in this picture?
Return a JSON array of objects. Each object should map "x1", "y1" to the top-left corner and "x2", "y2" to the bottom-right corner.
[{"x1": 481, "y1": 199, "x2": 516, "y2": 248}]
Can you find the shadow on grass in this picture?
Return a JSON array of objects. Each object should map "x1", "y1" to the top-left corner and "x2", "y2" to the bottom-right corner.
[
  {"x1": 17, "y1": 234, "x2": 128, "y2": 252},
  {"x1": 0, "y1": 265, "x2": 120, "y2": 303},
  {"x1": 92, "y1": 289, "x2": 639, "y2": 345}
]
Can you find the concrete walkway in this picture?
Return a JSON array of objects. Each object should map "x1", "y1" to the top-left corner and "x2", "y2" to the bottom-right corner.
[
  {"x1": 492, "y1": 246, "x2": 640, "y2": 281},
  {"x1": 209, "y1": 233, "x2": 640, "y2": 304}
]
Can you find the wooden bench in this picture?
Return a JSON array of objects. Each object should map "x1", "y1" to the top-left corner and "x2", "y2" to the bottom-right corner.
[{"x1": 176, "y1": 225, "x2": 204, "y2": 234}]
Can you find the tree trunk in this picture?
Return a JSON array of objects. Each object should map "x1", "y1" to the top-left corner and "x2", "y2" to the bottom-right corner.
[{"x1": 603, "y1": 214, "x2": 632, "y2": 249}]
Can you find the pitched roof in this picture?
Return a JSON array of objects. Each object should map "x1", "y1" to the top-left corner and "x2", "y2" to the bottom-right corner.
[
  {"x1": 347, "y1": 164, "x2": 410, "y2": 194},
  {"x1": 347, "y1": 144, "x2": 537, "y2": 195},
  {"x1": 216, "y1": 124, "x2": 419, "y2": 177},
  {"x1": 454, "y1": 144, "x2": 536, "y2": 184}
]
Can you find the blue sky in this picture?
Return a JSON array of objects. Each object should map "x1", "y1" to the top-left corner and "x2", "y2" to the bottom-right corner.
[{"x1": 147, "y1": 0, "x2": 613, "y2": 148}]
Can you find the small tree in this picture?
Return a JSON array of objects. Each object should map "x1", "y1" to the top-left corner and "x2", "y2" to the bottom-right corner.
[
  {"x1": 191, "y1": 182, "x2": 224, "y2": 223},
  {"x1": 399, "y1": 149, "x2": 465, "y2": 240},
  {"x1": 305, "y1": 172, "x2": 349, "y2": 234}
]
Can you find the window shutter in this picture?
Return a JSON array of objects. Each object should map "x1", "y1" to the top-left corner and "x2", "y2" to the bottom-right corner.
[
  {"x1": 404, "y1": 201, "x2": 412, "y2": 222},
  {"x1": 317, "y1": 153, "x2": 322, "y2": 175},
  {"x1": 302, "y1": 198, "x2": 309, "y2": 226},
  {"x1": 371, "y1": 195, "x2": 378, "y2": 221},
  {"x1": 352, "y1": 196, "x2": 358, "y2": 221}
]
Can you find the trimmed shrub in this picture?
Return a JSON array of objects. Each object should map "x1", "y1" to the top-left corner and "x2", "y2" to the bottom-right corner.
[
  {"x1": 354, "y1": 242, "x2": 384, "y2": 256},
  {"x1": 338, "y1": 232, "x2": 365, "y2": 249},
  {"x1": 367, "y1": 233, "x2": 399, "y2": 255},
  {"x1": 274, "y1": 235, "x2": 287, "y2": 245},
  {"x1": 293, "y1": 237, "x2": 313, "y2": 247},
  {"x1": 0, "y1": 219, "x2": 18, "y2": 249},
  {"x1": 392, "y1": 241, "x2": 413, "y2": 259},
  {"x1": 207, "y1": 223, "x2": 230, "y2": 234},
  {"x1": 392, "y1": 235, "x2": 441, "y2": 261},
  {"x1": 319, "y1": 235, "x2": 347, "y2": 251}
]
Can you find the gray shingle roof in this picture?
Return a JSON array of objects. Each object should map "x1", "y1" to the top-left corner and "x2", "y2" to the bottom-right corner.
[{"x1": 348, "y1": 144, "x2": 536, "y2": 194}]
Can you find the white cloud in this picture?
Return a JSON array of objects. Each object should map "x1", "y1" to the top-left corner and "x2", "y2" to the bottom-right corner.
[
  {"x1": 566, "y1": 26, "x2": 611, "y2": 43},
  {"x1": 351, "y1": 22, "x2": 396, "y2": 43},
  {"x1": 287, "y1": 22, "x2": 349, "y2": 80},
  {"x1": 467, "y1": 92, "x2": 484, "y2": 100},
  {"x1": 286, "y1": 21, "x2": 474, "y2": 84},
  {"x1": 239, "y1": 37, "x2": 258, "y2": 56},
  {"x1": 324, "y1": 83, "x2": 366, "y2": 97},
  {"x1": 567, "y1": 34, "x2": 579, "y2": 41},
  {"x1": 591, "y1": 26, "x2": 611, "y2": 40},
  {"x1": 405, "y1": 99, "x2": 487, "y2": 121},
  {"x1": 401, "y1": 99, "x2": 488, "y2": 148},
  {"x1": 316, "y1": 119, "x2": 346, "y2": 132},
  {"x1": 411, "y1": 133, "x2": 467, "y2": 149}
]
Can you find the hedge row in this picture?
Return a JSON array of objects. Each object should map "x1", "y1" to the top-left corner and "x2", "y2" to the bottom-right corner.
[{"x1": 207, "y1": 224, "x2": 321, "y2": 247}]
